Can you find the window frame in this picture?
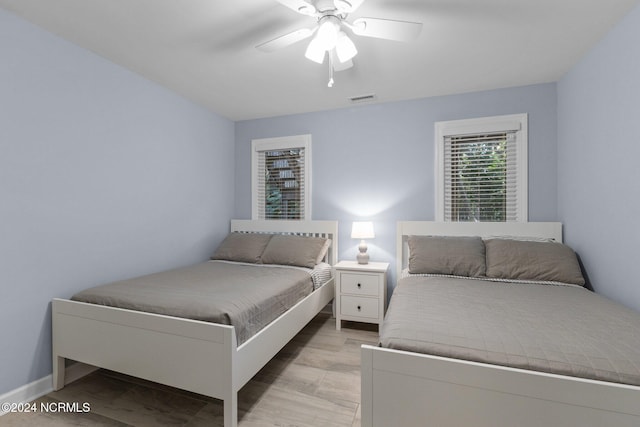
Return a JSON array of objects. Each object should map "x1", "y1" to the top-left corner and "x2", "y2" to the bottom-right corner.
[
  {"x1": 434, "y1": 113, "x2": 528, "y2": 222},
  {"x1": 251, "y1": 134, "x2": 312, "y2": 220}
]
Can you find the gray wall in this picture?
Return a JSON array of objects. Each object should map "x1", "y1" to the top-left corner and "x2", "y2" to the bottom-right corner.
[
  {"x1": 558, "y1": 3, "x2": 640, "y2": 310},
  {"x1": 0, "y1": 9, "x2": 235, "y2": 395},
  {"x1": 235, "y1": 83, "x2": 558, "y2": 289}
]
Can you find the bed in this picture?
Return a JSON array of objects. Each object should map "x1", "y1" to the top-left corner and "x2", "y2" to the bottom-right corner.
[
  {"x1": 52, "y1": 219, "x2": 337, "y2": 427},
  {"x1": 361, "y1": 221, "x2": 640, "y2": 427}
]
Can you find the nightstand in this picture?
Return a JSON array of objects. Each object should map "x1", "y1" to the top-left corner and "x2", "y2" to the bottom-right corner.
[{"x1": 334, "y1": 260, "x2": 389, "y2": 331}]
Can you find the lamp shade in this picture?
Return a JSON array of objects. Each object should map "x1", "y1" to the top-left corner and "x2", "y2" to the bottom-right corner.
[{"x1": 351, "y1": 221, "x2": 375, "y2": 239}]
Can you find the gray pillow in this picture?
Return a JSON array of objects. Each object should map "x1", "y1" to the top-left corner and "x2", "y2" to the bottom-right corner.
[
  {"x1": 408, "y1": 235, "x2": 486, "y2": 277},
  {"x1": 210, "y1": 232, "x2": 272, "y2": 264},
  {"x1": 485, "y1": 239, "x2": 585, "y2": 285},
  {"x1": 261, "y1": 235, "x2": 330, "y2": 268}
]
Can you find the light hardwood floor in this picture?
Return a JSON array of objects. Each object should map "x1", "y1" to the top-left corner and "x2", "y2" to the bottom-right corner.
[{"x1": 2, "y1": 312, "x2": 378, "y2": 426}]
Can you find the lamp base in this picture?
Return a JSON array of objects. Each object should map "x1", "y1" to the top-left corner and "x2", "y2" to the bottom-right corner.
[
  {"x1": 356, "y1": 252, "x2": 370, "y2": 264},
  {"x1": 357, "y1": 240, "x2": 369, "y2": 264}
]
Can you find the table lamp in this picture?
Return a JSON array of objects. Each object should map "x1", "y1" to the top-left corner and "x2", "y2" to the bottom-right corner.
[{"x1": 351, "y1": 221, "x2": 375, "y2": 264}]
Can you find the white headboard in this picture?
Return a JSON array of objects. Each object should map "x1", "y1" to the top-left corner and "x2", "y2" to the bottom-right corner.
[
  {"x1": 230, "y1": 219, "x2": 339, "y2": 266},
  {"x1": 396, "y1": 221, "x2": 563, "y2": 278}
]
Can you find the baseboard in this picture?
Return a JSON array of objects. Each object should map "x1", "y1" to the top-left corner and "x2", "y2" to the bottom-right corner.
[
  {"x1": 0, "y1": 362, "x2": 98, "y2": 416},
  {"x1": 0, "y1": 375, "x2": 51, "y2": 416}
]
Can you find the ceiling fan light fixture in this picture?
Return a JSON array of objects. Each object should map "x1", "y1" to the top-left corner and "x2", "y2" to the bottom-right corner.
[
  {"x1": 316, "y1": 16, "x2": 340, "y2": 51},
  {"x1": 335, "y1": 31, "x2": 357, "y2": 62},
  {"x1": 305, "y1": 37, "x2": 326, "y2": 64},
  {"x1": 260, "y1": 0, "x2": 423, "y2": 86}
]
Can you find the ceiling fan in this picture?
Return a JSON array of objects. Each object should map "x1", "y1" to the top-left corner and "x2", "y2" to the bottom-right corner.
[{"x1": 256, "y1": 0, "x2": 422, "y2": 86}]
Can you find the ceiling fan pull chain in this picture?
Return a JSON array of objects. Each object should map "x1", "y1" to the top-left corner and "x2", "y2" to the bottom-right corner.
[{"x1": 328, "y1": 53, "x2": 335, "y2": 87}]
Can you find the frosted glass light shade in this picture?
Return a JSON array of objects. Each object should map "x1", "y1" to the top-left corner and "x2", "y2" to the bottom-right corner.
[
  {"x1": 305, "y1": 17, "x2": 356, "y2": 66},
  {"x1": 305, "y1": 37, "x2": 326, "y2": 64},
  {"x1": 316, "y1": 17, "x2": 340, "y2": 51},
  {"x1": 335, "y1": 32, "x2": 357, "y2": 63}
]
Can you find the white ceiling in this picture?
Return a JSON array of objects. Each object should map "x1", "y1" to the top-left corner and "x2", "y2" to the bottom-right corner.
[{"x1": 1, "y1": 0, "x2": 638, "y2": 121}]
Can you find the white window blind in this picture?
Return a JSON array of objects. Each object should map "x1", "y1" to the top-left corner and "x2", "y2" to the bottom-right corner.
[
  {"x1": 444, "y1": 131, "x2": 518, "y2": 222},
  {"x1": 252, "y1": 135, "x2": 312, "y2": 220},
  {"x1": 435, "y1": 114, "x2": 527, "y2": 222}
]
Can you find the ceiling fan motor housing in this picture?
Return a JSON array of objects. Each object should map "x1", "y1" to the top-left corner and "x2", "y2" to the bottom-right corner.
[{"x1": 315, "y1": 0, "x2": 344, "y2": 13}]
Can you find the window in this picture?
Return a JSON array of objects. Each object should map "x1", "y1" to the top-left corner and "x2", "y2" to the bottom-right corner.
[
  {"x1": 435, "y1": 114, "x2": 527, "y2": 222},
  {"x1": 252, "y1": 134, "x2": 311, "y2": 220}
]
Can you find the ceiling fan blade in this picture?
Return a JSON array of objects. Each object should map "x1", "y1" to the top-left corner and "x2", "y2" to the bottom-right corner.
[
  {"x1": 275, "y1": 0, "x2": 317, "y2": 16},
  {"x1": 334, "y1": 0, "x2": 366, "y2": 14},
  {"x1": 329, "y1": 49, "x2": 353, "y2": 71},
  {"x1": 351, "y1": 17, "x2": 422, "y2": 42},
  {"x1": 256, "y1": 28, "x2": 314, "y2": 52}
]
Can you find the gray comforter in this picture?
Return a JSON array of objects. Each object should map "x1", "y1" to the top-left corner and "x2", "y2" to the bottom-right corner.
[
  {"x1": 380, "y1": 276, "x2": 640, "y2": 386},
  {"x1": 72, "y1": 261, "x2": 313, "y2": 345}
]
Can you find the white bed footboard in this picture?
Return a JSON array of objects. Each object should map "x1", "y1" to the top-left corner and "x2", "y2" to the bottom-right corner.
[
  {"x1": 52, "y1": 219, "x2": 338, "y2": 427},
  {"x1": 361, "y1": 345, "x2": 640, "y2": 427},
  {"x1": 52, "y1": 298, "x2": 236, "y2": 396},
  {"x1": 363, "y1": 221, "x2": 640, "y2": 427}
]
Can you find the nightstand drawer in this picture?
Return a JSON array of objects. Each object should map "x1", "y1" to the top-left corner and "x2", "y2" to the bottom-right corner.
[
  {"x1": 340, "y1": 273, "x2": 379, "y2": 296},
  {"x1": 340, "y1": 296, "x2": 378, "y2": 318}
]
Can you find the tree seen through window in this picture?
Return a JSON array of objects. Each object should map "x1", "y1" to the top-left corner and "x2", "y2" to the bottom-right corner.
[
  {"x1": 265, "y1": 149, "x2": 303, "y2": 220},
  {"x1": 448, "y1": 133, "x2": 508, "y2": 222}
]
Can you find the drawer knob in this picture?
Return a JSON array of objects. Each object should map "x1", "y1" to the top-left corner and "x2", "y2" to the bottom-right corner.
[
  {"x1": 357, "y1": 283, "x2": 362, "y2": 288},
  {"x1": 357, "y1": 305, "x2": 361, "y2": 311}
]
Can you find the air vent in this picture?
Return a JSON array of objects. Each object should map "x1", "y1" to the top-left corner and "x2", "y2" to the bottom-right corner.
[{"x1": 349, "y1": 93, "x2": 376, "y2": 103}]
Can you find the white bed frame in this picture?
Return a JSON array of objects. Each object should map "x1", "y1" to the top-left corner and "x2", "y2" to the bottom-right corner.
[
  {"x1": 361, "y1": 221, "x2": 640, "y2": 427},
  {"x1": 52, "y1": 220, "x2": 338, "y2": 427}
]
